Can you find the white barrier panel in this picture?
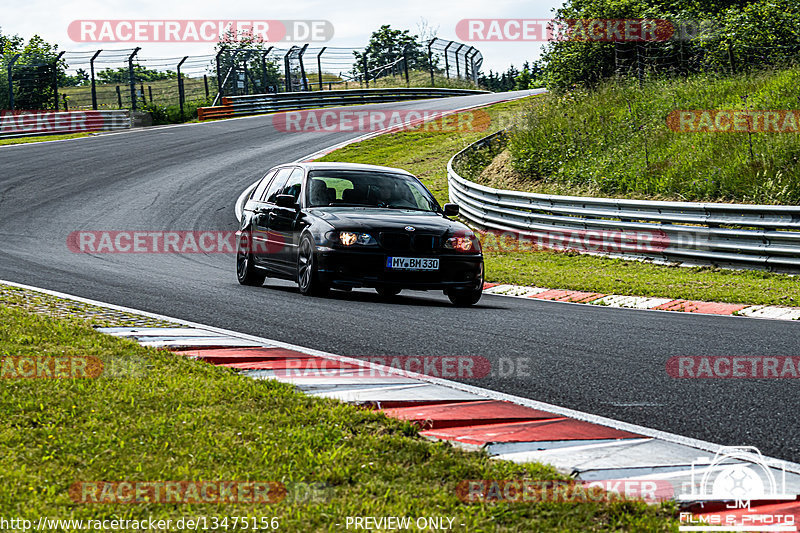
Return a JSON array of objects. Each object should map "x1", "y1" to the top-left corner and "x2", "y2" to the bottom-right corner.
[{"x1": 0, "y1": 110, "x2": 132, "y2": 139}]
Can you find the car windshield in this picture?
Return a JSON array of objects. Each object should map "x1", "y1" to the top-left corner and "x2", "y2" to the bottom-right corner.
[{"x1": 306, "y1": 170, "x2": 439, "y2": 211}]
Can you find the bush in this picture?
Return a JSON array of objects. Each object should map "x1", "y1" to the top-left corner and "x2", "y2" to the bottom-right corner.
[{"x1": 142, "y1": 98, "x2": 211, "y2": 125}]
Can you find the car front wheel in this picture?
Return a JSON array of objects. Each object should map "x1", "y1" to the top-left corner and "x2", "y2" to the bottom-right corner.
[{"x1": 297, "y1": 236, "x2": 329, "y2": 296}]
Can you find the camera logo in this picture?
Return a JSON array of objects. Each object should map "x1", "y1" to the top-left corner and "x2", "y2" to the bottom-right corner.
[
  {"x1": 678, "y1": 446, "x2": 792, "y2": 503},
  {"x1": 677, "y1": 447, "x2": 796, "y2": 531}
]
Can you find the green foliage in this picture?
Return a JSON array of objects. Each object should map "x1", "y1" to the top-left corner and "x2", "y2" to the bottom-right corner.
[
  {"x1": 0, "y1": 30, "x2": 63, "y2": 109},
  {"x1": 352, "y1": 25, "x2": 429, "y2": 77},
  {"x1": 96, "y1": 65, "x2": 177, "y2": 85},
  {"x1": 142, "y1": 97, "x2": 211, "y2": 125},
  {"x1": 507, "y1": 69, "x2": 800, "y2": 203},
  {"x1": 541, "y1": 0, "x2": 800, "y2": 89}
]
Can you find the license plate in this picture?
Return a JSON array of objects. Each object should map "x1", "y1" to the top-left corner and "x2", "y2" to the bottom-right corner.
[{"x1": 386, "y1": 257, "x2": 439, "y2": 271}]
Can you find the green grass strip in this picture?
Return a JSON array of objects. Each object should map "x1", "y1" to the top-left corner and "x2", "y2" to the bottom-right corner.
[{"x1": 0, "y1": 304, "x2": 676, "y2": 530}]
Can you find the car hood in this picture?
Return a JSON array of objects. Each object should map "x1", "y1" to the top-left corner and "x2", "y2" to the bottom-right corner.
[{"x1": 308, "y1": 207, "x2": 462, "y2": 234}]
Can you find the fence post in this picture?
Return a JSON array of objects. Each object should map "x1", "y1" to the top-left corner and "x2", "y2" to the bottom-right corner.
[
  {"x1": 464, "y1": 47, "x2": 475, "y2": 81},
  {"x1": 216, "y1": 47, "x2": 225, "y2": 99},
  {"x1": 140, "y1": 83, "x2": 146, "y2": 105},
  {"x1": 62, "y1": 94, "x2": 68, "y2": 111},
  {"x1": 90, "y1": 50, "x2": 102, "y2": 110},
  {"x1": 298, "y1": 43, "x2": 309, "y2": 91},
  {"x1": 115, "y1": 85, "x2": 122, "y2": 108},
  {"x1": 403, "y1": 45, "x2": 410, "y2": 86},
  {"x1": 317, "y1": 46, "x2": 327, "y2": 90},
  {"x1": 284, "y1": 48, "x2": 293, "y2": 92},
  {"x1": 454, "y1": 44, "x2": 464, "y2": 79},
  {"x1": 261, "y1": 47, "x2": 273, "y2": 93},
  {"x1": 203, "y1": 75, "x2": 209, "y2": 98},
  {"x1": 52, "y1": 51, "x2": 65, "y2": 111},
  {"x1": 727, "y1": 43, "x2": 736, "y2": 73},
  {"x1": 127, "y1": 47, "x2": 140, "y2": 111},
  {"x1": 427, "y1": 39, "x2": 435, "y2": 86},
  {"x1": 7, "y1": 54, "x2": 19, "y2": 110},
  {"x1": 148, "y1": 86, "x2": 153, "y2": 102},
  {"x1": 362, "y1": 53, "x2": 368, "y2": 88},
  {"x1": 443, "y1": 42, "x2": 452, "y2": 78},
  {"x1": 177, "y1": 56, "x2": 188, "y2": 121}
]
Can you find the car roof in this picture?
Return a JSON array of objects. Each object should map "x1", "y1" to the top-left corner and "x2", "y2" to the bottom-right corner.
[{"x1": 284, "y1": 162, "x2": 415, "y2": 176}]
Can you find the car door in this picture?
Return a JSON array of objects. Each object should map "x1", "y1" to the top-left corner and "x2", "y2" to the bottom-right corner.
[
  {"x1": 267, "y1": 167, "x2": 305, "y2": 271},
  {"x1": 252, "y1": 167, "x2": 292, "y2": 267}
]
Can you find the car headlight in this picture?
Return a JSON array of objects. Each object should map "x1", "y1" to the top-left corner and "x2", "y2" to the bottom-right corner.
[
  {"x1": 339, "y1": 231, "x2": 377, "y2": 246},
  {"x1": 443, "y1": 233, "x2": 481, "y2": 253}
]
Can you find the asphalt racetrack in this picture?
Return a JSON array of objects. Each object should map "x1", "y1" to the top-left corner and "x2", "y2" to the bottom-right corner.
[{"x1": 1, "y1": 90, "x2": 798, "y2": 462}]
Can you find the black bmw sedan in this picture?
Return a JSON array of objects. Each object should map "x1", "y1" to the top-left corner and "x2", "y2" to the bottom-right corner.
[{"x1": 236, "y1": 162, "x2": 484, "y2": 306}]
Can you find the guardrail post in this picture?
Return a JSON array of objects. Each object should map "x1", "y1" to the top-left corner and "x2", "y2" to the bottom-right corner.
[
  {"x1": 52, "y1": 51, "x2": 65, "y2": 111},
  {"x1": 362, "y1": 54, "x2": 369, "y2": 88},
  {"x1": 90, "y1": 50, "x2": 102, "y2": 110},
  {"x1": 316, "y1": 46, "x2": 327, "y2": 90},
  {"x1": 298, "y1": 43, "x2": 309, "y2": 91},
  {"x1": 177, "y1": 56, "x2": 188, "y2": 121},
  {"x1": 261, "y1": 47, "x2": 273, "y2": 93},
  {"x1": 216, "y1": 47, "x2": 225, "y2": 99},
  {"x1": 7, "y1": 54, "x2": 19, "y2": 110},
  {"x1": 127, "y1": 47, "x2": 140, "y2": 111},
  {"x1": 443, "y1": 42, "x2": 452, "y2": 78},
  {"x1": 427, "y1": 39, "x2": 435, "y2": 86}
]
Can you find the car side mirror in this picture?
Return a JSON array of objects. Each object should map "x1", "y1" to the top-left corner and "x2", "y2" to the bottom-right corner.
[
  {"x1": 275, "y1": 194, "x2": 298, "y2": 209},
  {"x1": 443, "y1": 203, "x2": 460, "y2": 217}
]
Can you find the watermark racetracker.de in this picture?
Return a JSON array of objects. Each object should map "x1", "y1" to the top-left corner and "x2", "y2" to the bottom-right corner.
[
  {"x1": 457, "y1": 479, "x2": 675, "y2": 504},
  {"x1": 456, "y1": 18, "x2": 714, "y2": 42},
  {"x1": 68, "y1": 20, "x2": 333, "y2": 43},
  {"x1": 668, "y1": 110, "x2": 800, "y2": 133},
  {"x1": 1, "y1": 110, "x2": 129, "y2": 136},
  {"x1": 271, "y1": 109, "x2": 491, "y2": 134},
  {"x1": 667, "y1": 356, "x2": 800, "y2": 379}
]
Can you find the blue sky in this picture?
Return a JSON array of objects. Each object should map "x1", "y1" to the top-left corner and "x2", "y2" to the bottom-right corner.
[{"x1": 3, "y1": 0, "x2": 564, "y2": 73}]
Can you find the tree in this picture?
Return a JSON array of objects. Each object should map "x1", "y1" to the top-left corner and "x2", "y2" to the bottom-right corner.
[
  {"x1": 352, "y1": 25, "x2": 429, "y2": 80},
  {"x1": 0, "y1": 29, "x2": 63, "y2": 109},
  {"x1": 540, "y1": 0, "x2": 800, "y2": 89},
  {"x1": 214, "y1": 29, "x2": 282, "y2": 94}
]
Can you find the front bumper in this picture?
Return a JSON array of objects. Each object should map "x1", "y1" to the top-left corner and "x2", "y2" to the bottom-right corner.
[{"x1": 316, "y1": 249, "x2": 483, "y2": 291}]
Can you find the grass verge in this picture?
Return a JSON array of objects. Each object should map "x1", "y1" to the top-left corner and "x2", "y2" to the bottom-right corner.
[
  {"x1": 506, "y1": 70, "x2": 800, "y2": 204},
  {"x1": 317, "y1": 95, "x2": 800, "y2": 307},
  {"x1": 0, "y1": 132, "x2": 91, "y2": 147},
  {"x1": 0, "y1": 302, "x2": 676, "y2": 531}
]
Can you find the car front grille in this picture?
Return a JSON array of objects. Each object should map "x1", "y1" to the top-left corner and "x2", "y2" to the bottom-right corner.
[{"x1": 379, "y1": 232, "x2": 440, "y2": 253}]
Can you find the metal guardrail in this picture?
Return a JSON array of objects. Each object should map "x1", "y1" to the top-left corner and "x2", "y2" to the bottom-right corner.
[
  {"x1": 197, "y1": 88, "x2": 489, "y2": 120},
  {"x1": 0, "y1": 110, "x2": 132, "y2": 139},
  {"x1": 448, "y1": 131, "x2": 800, "y2": 272}
]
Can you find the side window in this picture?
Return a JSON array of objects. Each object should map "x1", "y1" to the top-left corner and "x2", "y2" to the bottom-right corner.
[
  {"x1": 250, "y1": 170, "x2": 277, "y2": 201},
  {"x1": 262, "y1": 167, "x2": 293, "y2": 203},
  {"x1": 279, "y1": 167, "x2": 305, "y2": 201}
]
